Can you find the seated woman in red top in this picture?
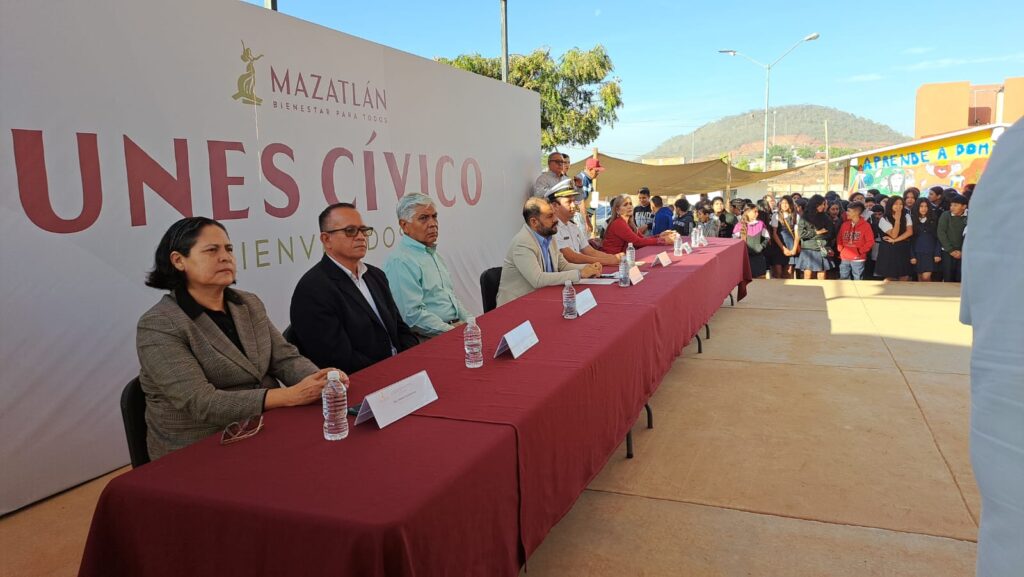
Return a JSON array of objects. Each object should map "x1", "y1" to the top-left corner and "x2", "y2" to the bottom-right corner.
[{"x1": 601, "y1": 195, "x2": 674, "y2": 255}]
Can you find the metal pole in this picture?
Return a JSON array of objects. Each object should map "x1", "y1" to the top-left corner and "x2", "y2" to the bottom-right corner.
[
  {"x1": 763, "y1": 66, "x2": 770, "y2": 171},
  {"x1": 824, "y1": 120, "x2": 830, "y2": 194},
  {"x1": 690, "y1": 132, "x2": 695, "y2": 163},
  {"x1": 591, "y1": 147, "x2": 599, "y2": 234},
  {"x1": 500, "y1": 0, "x2": 509, "y2": 83}
]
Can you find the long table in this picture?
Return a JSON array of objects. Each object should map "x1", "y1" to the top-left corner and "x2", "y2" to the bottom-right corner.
[{"x1": 79, "y1": 238, "x2": 750, "y2": 577}]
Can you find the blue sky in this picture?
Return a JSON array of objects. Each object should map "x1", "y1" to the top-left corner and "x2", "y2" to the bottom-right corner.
[{"x1": 244, "y1": 1, "x2": 1024, "y2": 159}]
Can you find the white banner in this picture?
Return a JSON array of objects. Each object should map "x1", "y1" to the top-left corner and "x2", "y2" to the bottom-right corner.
[{"x1": 0, "y1": 0, "x2": 539, "y2": 513}]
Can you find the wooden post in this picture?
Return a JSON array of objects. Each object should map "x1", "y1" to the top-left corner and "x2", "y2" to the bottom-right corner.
[{"x1": 725, "y1": 154, "x2": 733, "y2": 203}]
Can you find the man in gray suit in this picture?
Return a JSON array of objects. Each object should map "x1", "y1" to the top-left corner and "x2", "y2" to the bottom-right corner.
[{"x1": 496, "y1": 197, "x2": 602, "y2": 307}]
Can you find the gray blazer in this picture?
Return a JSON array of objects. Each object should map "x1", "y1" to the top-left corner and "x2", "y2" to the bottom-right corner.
[
  {"x1": 137, "y1": 288, "x2": 317, "y2": 460},
  {"x1": 496, "y1": 224, "x2": 588, "y2": 307}
]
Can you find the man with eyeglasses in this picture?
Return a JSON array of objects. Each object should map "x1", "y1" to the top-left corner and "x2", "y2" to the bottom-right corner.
[
  {"x1": 547, "y1": 179, "x2": 622, "y2": 267},
  {"x1": 533, "y1": 151, "x2": 567, "y2": 198},
  {"x1": 383, "y1": 193, "x2": 469, "y2": 342},
  {"x1": 289, "y1": 202, "x2": 418, "y2": 374}
]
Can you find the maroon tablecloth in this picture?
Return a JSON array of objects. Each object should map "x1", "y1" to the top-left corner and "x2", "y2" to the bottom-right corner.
[
  {"x1": 79, "y1": 412, "x2": 520, "y2": 577},
  {"x1": 78, "y1": 238, "x2": 750, "y2": 577},
  {"x1": 334, "y1": 237, "x2": 750, "y2": 558}
]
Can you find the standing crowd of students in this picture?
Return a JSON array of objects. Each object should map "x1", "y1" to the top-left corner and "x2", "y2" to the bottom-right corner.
[{"x1": 611, "y1": 184, "x2": 971, "y2": 283}]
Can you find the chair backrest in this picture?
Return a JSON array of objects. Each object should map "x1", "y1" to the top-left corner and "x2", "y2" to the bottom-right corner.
[
  {"x1": 282, "y1": 324, "x2": 297, "y2": 346},
  {"x1": 120, "y1": 377, "x2": 150, "y2": 468},
  {"x1": 479, "y1": 267, "x2": 502, "y2": 313}
]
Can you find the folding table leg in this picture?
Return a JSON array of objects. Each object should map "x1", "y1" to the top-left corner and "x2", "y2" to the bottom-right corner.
[
  {"x1": 695, "y1": 334, "x2": 703, "y2": 354},
  {"x1": 625, "y1": 430, "x2": 634, "y2": 459},
  {"x1": 728, "y1": 293, "x2": 735, "y2": 306},
  {"x1": 645, "y1": 403, "x2": 653, "y2": 429},
  {"x1": 704, "y1": 323, "x2": 711, "y2": 340}
]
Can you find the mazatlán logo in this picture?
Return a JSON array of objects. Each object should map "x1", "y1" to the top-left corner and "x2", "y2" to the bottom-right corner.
[{"x1": 232, "y1": 41, "x2": 263, "y2": 105}]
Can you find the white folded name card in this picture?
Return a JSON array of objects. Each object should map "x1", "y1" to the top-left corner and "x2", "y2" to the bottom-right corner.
[
  {"x1": 494, "y1": 320, "x2": 539, "y2": 359},
  {"x1": 575, "y1": 289, "x2": 597, "y2": 316},
  {"x1": 354, "y1": 370, "x2": 438, "y2": 429},
  {"x1": 628, "y1": 265, "x2": 644, "y2": 285},
  {"x1": 653, "y1": 251, "x2": 672, "y2": 267},
  {"x1": 681, "y1": 242, "x2": 694, "y2": 254}
]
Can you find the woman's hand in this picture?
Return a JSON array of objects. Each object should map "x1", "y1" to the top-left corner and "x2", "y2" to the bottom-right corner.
[
  {"x1": 910, "y1": 258, "x2": 918, "y2": 265},
  {"x1": 265, "y1": 368, "x2": 342, "y2": 410},
  {"x1": 815, "y1": 228, "x2": 829, "y2": 235},
  {"x1": 933, "y1": 256, "x2": 942, "y2": 263},
  {"x1": 290, "y1": 368, "x2": 340, "y2": 406}
]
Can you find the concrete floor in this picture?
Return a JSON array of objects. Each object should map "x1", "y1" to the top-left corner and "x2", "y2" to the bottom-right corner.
[{"x1": 0, "y1": 280, "x2": 977, "y2": 577}]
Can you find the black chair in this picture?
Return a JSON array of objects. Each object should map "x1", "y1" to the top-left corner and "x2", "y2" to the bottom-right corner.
[
  {"x1": 282, "y1": 324, "x2": 297, "y2": 346},
  {"x1": 120, "y1": 377, "x2": 150, "y2": 468},
  {"x1": 480, "y1": 267, "x2": 502, "y2": 313}
]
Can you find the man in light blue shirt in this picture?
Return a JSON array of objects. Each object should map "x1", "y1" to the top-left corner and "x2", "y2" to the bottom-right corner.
[{"x1": 383, "y1": 193, "x2": 470, "y2": 340}]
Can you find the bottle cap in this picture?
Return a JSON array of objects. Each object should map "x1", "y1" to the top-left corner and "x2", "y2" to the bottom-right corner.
[
  {"x1": 564, "y1": 280, "x2": 572, "y2": 287},
  {"x1": 467, "y1": 316, "x2": 476, "y2": 325},
  {"x1": 327, "y1": 370, "x2": 341, "y2": 381}
]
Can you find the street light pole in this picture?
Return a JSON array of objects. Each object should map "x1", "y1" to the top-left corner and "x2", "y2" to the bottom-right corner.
[
  {"x1": 500, "y1": 0, "x2": 509, "y2": 83},
  {"x1": 762, "y1": 66, "x2": 770, "y2": 171},
  {"x1": 719, "y1": 32, "x2": 819, "y2": 171}
]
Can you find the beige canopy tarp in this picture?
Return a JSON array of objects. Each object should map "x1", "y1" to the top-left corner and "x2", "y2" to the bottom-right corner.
[{"x1": 567, "y1": 153, "x2": 805, "y2": 197}]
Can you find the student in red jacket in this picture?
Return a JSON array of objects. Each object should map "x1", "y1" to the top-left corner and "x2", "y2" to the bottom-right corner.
[
  {"x1": 601, "y1": 195, "x2": 674, "y2": 255},
  {"x1": 836, "y1": 201, "x2": 875, "y2": 280}
]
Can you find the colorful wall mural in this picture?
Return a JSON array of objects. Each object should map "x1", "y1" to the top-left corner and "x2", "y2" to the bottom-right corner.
[{"x1": 848, "y1": 127, "x2": 1002, "y2": 195}]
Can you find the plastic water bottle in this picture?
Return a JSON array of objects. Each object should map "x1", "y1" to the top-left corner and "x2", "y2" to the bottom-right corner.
[
  {"x1": 464, "y1": 317, "x2": 483, "y2": 368},
  {"x1": 618, "y1": 257, "x2": 630, "y2": 287},
  {"x1": 323, "y1": 370, "x2": 348, "y2": 441},
  {"x1": 674, "y1": 234, "x2": 683, "y2": 257},
  {"x1": 562, "y1": 280, "x2": 578, "y2": 319},
  {"x1": 626, "y1": 243, "x2": 636, "y2": 268},
  {"x1": 690, "y1": 226, "x2": 697, "y2": 248}
]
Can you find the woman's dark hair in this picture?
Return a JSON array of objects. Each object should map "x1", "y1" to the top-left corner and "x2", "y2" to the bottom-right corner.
[
  {"x1": 804, "y1": 194, "x2": 828, "y2": 228},
  {"x1": 674, "y1": 198, "x2": 690, "y2": 212},
  {"x1": 883, "y1": 196, "x2": 905, "y2": 236},
  {"x1": 145, "y1": 217, "x2": 228, "y2": 290},
  {"x1": 904, "y1": 186, "x2": 920, "y2": 200},
  {"x1": 913, "y1": 198, "x2": 938, "y2": 237}
]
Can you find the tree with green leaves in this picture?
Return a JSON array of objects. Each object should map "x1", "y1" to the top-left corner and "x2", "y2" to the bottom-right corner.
[
  {"x1": 795, "y1": 146, "x2": 817, "y2": 159},
  {"x1": 436, "y1": 46, "x2": 623, "y2": 151}
]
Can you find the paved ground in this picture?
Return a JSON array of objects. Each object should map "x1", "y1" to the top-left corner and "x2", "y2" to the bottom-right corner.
[
  {"x1": 524, "y1": 280, "x2": 976, "y2": 576},
  {"x1": 0, "y1": 280, "x2": 977, "y2": 577}
]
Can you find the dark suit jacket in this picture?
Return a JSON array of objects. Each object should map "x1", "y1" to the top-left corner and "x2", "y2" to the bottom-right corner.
[{"x1": 290, "y1": 254, "x2": 418, "y2": 374}]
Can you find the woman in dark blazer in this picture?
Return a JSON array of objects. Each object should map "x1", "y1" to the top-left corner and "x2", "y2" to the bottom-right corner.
[{"x1": 138, "y1": 217, "x2": 341, "y2": 460}]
